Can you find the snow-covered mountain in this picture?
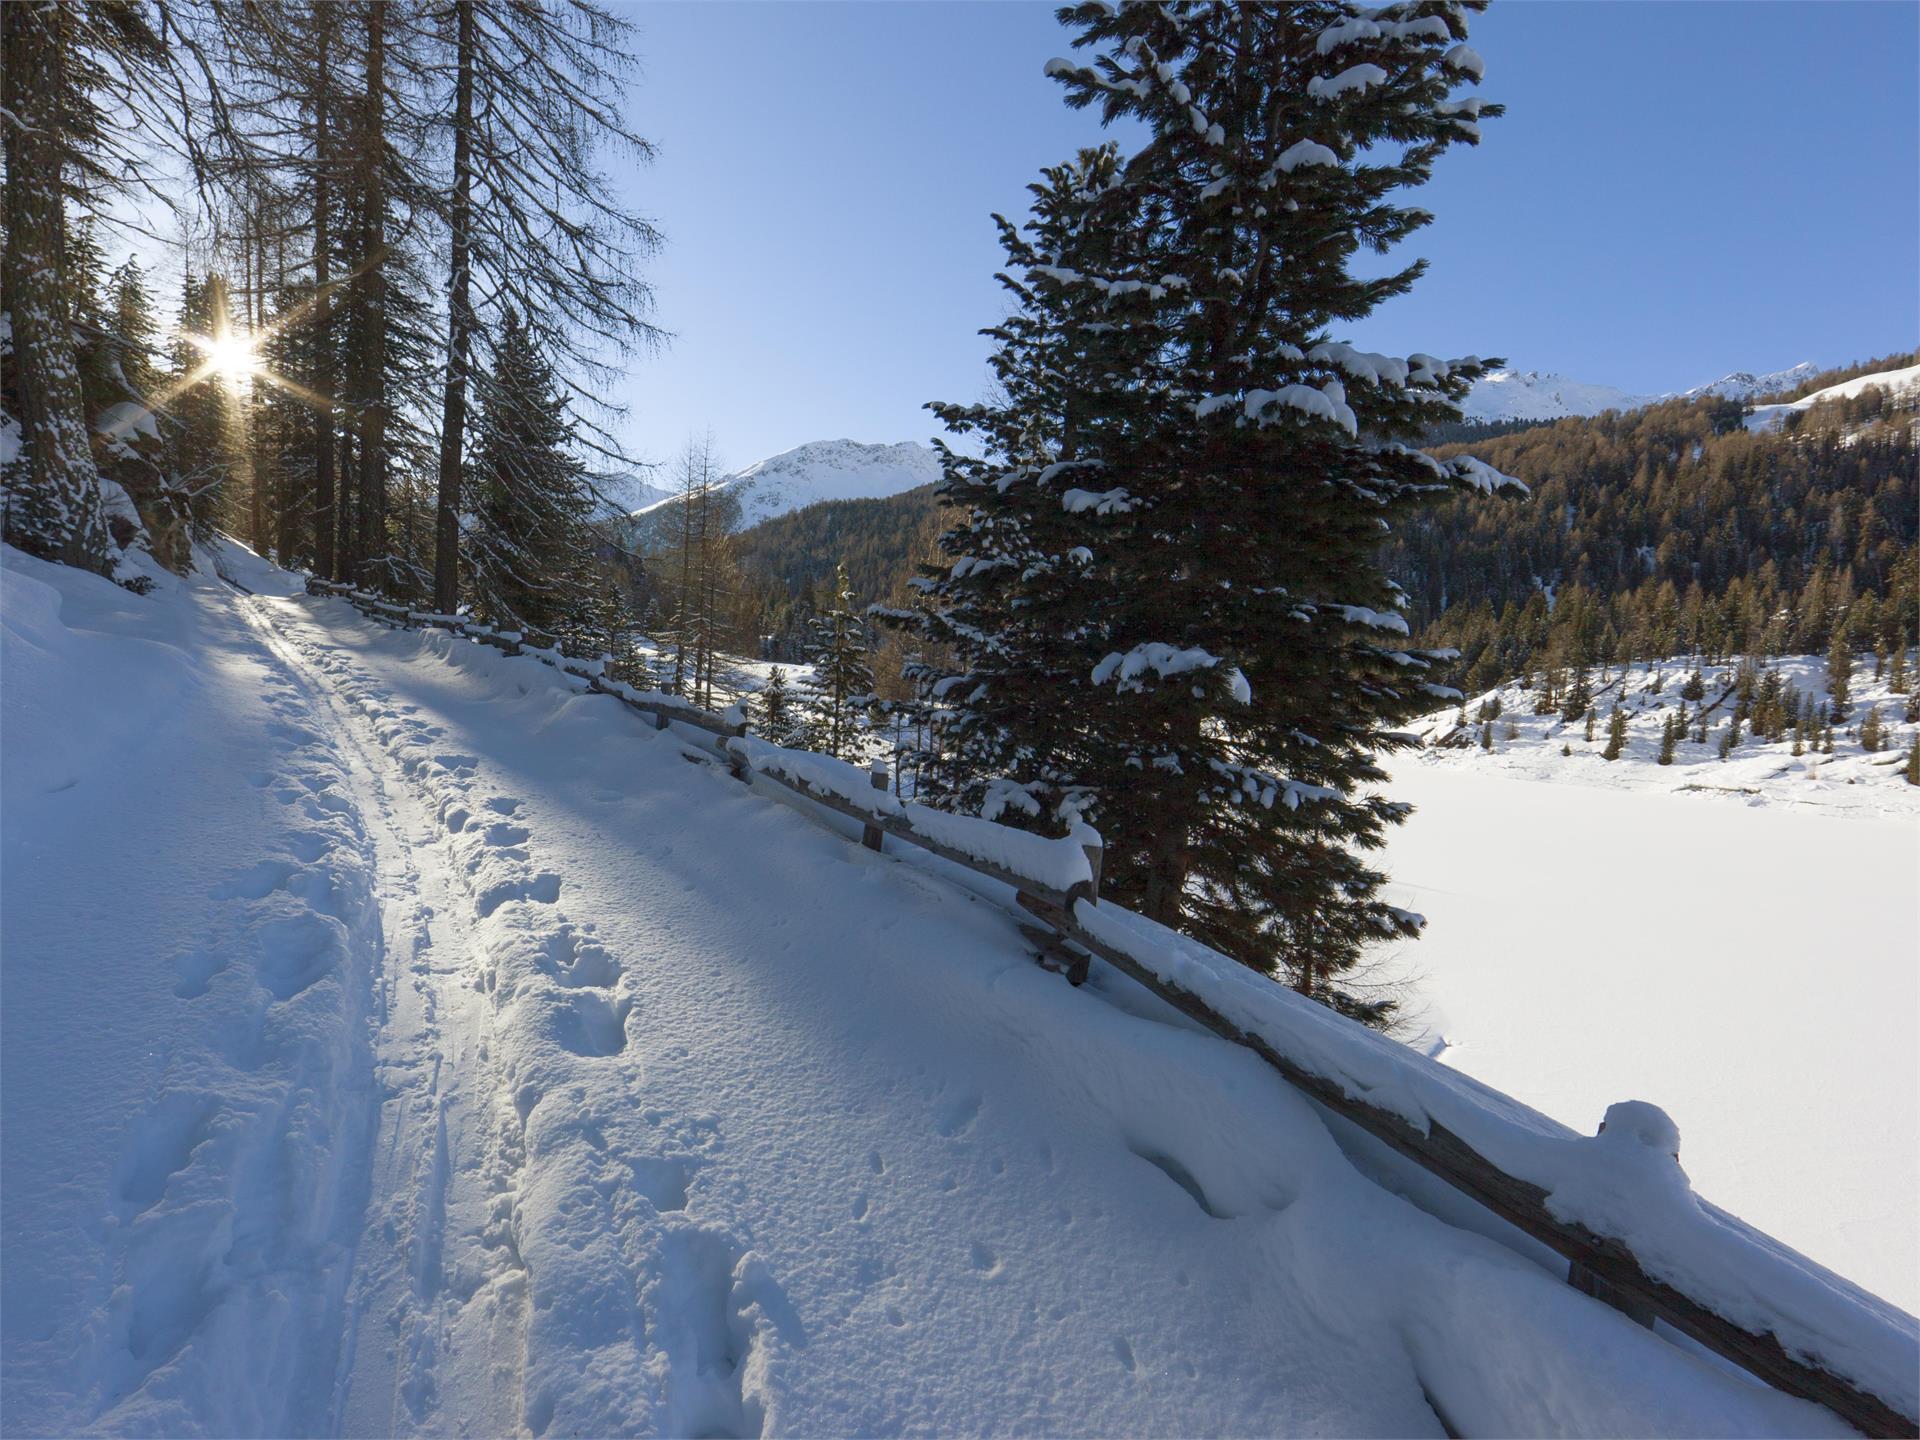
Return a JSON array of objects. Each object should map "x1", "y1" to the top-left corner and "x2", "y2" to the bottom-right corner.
[
  {"x1": 1677, "y1": 361, "x2": 1820, "y2": 402},
  {"x1": 631, "y1": 439, "x2": 940, "y2": 531},
  {"x1": 1460, "y1": 369, "x2": 1651, "y2": 423},
  {"x1": 1742, "y1": 362, "x2": 1920, "y2": 433},
  {"x1": 1461, "y1": 359, "x2": 1837, "y2": 424}
]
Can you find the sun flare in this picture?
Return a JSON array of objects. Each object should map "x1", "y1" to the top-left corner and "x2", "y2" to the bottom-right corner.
[{"x1": 190, "y1": 329, "x2": 259, "y2": 381}]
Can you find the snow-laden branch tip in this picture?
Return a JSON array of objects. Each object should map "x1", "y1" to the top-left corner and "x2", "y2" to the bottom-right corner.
[{"x1": 1308, "y1": 64, "x2": 1387, "y2": 99}]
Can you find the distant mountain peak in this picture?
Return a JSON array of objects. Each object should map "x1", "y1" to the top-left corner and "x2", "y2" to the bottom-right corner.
[
  {"x1": 630, "y1": 438, "x2": 941, "y2": 530},
  {"x1": 1462, "y1": 369, "x2": 1650, "y2": 423},
  {"x1": 1462, "y1": 359, "x2": 1831, "y2": 425},
  {"x1": 1676, "y1": 362, "x2": 1820, "y2": 402}
]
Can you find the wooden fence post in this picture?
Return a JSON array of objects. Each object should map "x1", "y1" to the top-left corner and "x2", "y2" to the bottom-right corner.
[
  {"x1": 862, "y1": 761, "x2": 888, "y2": 851},
  {"x1": 1081, "y1": 833, "x2": 1103, "y2": 904},
  {"x1": 728, "y1": 719, "x2": 752, "y2": 784}
]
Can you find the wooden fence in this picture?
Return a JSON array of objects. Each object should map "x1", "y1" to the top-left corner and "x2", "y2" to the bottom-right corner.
[{"x1": 304, "y1": 578, "x2": 1916, "y2": 1438}]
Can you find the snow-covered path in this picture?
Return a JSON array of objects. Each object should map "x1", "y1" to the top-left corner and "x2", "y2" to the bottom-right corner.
[{"x1": 2, "y1": 544, "x2": 1858, "y2": 1437}]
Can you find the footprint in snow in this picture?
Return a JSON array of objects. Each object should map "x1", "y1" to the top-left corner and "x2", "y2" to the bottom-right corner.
[
  {"x1": 170, "y1": 948, "x2": 226, "y2": 999},
  {"x1": 210, "y1": 858, "x2": 296, "y2": 901}
]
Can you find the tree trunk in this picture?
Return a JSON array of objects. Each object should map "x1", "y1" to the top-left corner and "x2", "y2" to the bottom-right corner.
[
  {"x1": 433, "y1": 0, "x2": 475, "y2": 614},
  {"x1": 1, "y1": 3, "x2": 110, "y2": 574},
  {"x1": 245, "y1": 212, "x2": 268, "y2": 553},
  {"x1": 312, "y1": 7, "x2": 339, "y2": 579},
  {"x1": 352, "y1": 0, "x2": 387, "y2": 588}
]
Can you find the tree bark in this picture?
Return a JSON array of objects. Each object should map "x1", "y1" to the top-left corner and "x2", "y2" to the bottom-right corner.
[
  {"x1": 1, "y1": 2, "x2": 110, "y2": 573},
  {"x1": 311, "y1": 7, "x2": 339, "y2": 579},
  {"x1": 432, "y1": 0, "x2": 476, "y2": 614},
  {"x1": 350, "y1": 1, "x2": 388, "y2": 589}
]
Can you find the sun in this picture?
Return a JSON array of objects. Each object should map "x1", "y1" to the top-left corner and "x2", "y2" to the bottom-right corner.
[{"x1": 190, "y1": 329, "x2": 259, "y2": 381}]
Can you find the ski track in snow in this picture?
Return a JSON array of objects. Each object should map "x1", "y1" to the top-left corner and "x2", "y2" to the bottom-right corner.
[
  {"x1": 246, "y1": 596, "x2": 780, "y2": 1439},
  {"x1": 2, "y1": 543, "x2": 1873, "y2": 1438}
]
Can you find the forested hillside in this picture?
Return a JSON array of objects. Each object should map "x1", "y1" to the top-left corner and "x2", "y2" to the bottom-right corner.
[
  {"x1": 737, "y1": 360, "x2": 1918, "y2": 699},
  {"x1": 732, "y1": 485, "x2": 942, "y2": 606},
  {"x1": 1407, "y1": 371, "x2": 1917, "y2": 691}
]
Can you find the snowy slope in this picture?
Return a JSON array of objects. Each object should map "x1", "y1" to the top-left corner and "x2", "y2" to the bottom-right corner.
[
  {"x1": 1460, "y1": 359, "x2": 1873, "y2": 424},
  {"x1": 1742, "y1": 362, "x2": 1920, "y2": 433},
  {"x1": 1, "y1": 543, "x2": 1870, "y2": 1437},
  {"x1": 630, "y1": 439, "x2": 940, "y2": 531},
  {"x1": 1677, "y1": 361, "x2": 1821, "y2": 402},
  {"x1": 1390, "y1": 657, "x2": 1919, "y2": 1313},
  {"x1": 1461, "y1": 369, "x2": 1651, "y2": 422}
]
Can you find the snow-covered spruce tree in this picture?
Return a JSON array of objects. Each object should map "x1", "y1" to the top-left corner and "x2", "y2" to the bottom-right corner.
[
  {"x1": 2, "y1": 2, "x2": 121, "y2": 572},
  {"x1": 466, "y1": 308, "x2": 596, "y2": 636},
  {"x1": 753, "y1": 665, "x2": 802, "y2": 747},
  {"x1": 805, "y1": 563, "x2": 877, "y2": 760},
  {"x1": 875, "y1": 142, "x2": 1162, "y2": 822},
  {"x1": 937, "y1": 1, "x2": 1518, "y2": 1021}
]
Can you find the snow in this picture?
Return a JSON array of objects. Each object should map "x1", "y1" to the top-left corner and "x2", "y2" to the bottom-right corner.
[
  {"x1": 626, "y1": 439, "x2": 942, "y2": 531},
  {"x1": 1308, "y1": 64, "x2": 1387, "y2": 99},
  {"x1": 1392, "y1": 657, "x2": 1920, "y2": 1328},
  {"x1": 1742, "y1": 363, "x2": 1920, "y2": 433},
  {"x1": 0, "y1": 543, "x2": 1899, "y2": 1436},
  {"x1": 1091, "y1": 641, "x2": 1224, "y2": 690},
  {"x1": 1678, "y1": 361, "x2": 1822, "y2": 402},
  {"x1": 1462, "y1": 368, "x2": 1653, "y2": 423},
  {"x1": 1461, "y1": 358, "x2": 1916, "y2": 426},
  {"x1": 1274, "y1": 138, "x2": 1339, "y2": 173}
]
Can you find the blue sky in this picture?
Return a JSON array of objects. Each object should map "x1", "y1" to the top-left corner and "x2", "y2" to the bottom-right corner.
[{"x1": 612, "y1": 1, "x2": 1918, "y2": 471}]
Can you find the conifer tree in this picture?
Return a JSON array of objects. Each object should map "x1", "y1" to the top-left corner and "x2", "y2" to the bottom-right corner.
[
  {"x1": 754, "y1": 666, "x2": 801, "y2": 747},
  {"x1": 1905, "y1": 736, "x2": 1919, "y2": 786},
  {"x1": 1602, "y1": 705, "x2": 1627, "y2": 761},
  {"x1": 1827, "y1": 629, "x2": 1852, "y2": 721},
  {"x1": 1583, "y1": 706, "x2": 1597, "y2": 743},
  {"x1": 1561, "y1": 665, "x2": 1591, "y2": 724},
  {"x1": 1859, "y1": 705, "x2": 1883, "y2": 753},
  {"x1": 1, "y1": 2, "x2": 140, "y2": 572},
  {"x1": 1479, "y1": 719, "x2": 1493, "y2": 752},
  {"x1": 805, "y1": 563, "x2": 875, "y2": 760},
  {"x1": 892, "y1": 2, "x2": 1516, "y2": 1023},
  {"x1": 466, "y1": 309, "x2": 596, "y2": 635},
  {"x1": 426, "y1": 0, "x2": 663, "y2": 614},
  {"x1": 1658, "y1": 715, "x2": 1676, "y2": 765}
]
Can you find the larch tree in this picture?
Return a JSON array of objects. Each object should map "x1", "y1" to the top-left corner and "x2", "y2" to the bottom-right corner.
[{"x1": 428, "y1": 0, "x2": 663, "y2": 615}]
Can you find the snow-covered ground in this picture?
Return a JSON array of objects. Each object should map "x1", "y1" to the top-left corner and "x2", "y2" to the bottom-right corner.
[
  {"x1": 2, "y1": 541, "x2": 1877, "y2": 1437},
  {"x1": 1388, "y1": 660, "x2": 1920, "y2": 1314}
]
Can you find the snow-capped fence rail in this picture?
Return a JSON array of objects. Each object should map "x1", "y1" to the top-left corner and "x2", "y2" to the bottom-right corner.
[{"x1": 304, "y1": 577, "x2": 1918, "y2": 1438}]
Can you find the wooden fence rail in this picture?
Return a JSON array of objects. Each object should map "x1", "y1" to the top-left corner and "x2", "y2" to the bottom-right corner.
[{"x1": 303, "y1": 577, "x2": 1916, "y2": 1438}]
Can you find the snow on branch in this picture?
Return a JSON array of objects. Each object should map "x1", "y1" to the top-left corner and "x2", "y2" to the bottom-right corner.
[{"x1": 1307, "y1": 63, "x2": 1388, "y2": 99}]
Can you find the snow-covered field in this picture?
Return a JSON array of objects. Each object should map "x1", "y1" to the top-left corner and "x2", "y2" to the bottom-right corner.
[
  {"x1": 3, "y1": 540, "x2": 1884, "y2": 1436},
  {"x1": 1388, "y1": 663, "x2": 1920, "y2": 1314}
]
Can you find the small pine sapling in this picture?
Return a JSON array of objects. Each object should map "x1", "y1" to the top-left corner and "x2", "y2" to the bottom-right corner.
[
  {"x1": 1859, "y1": 705, "x2": 1883, "y2": 753},
  {"x1": 1583, "y1": 706, "x2": 1596, "y2": 743},
  {"x1": 1657, "y1": 715, "x2": 1676, "y2": 766},
  {"x1": 1601, "y1": 705, "x2": 1627, "y2": 761}
]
